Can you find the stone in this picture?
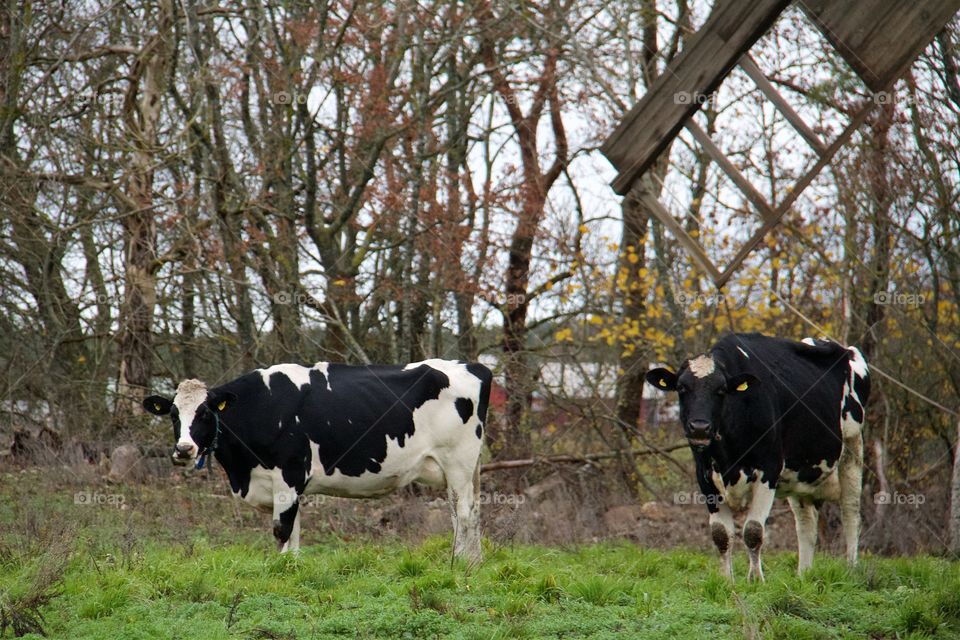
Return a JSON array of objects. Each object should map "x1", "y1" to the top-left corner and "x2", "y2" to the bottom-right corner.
[
  {"x1": 603, "y1": 504, "x2": 643, "y2": 536},
  {"x1": 107, "y1": 444, "x2": 142, "y2": 483}
]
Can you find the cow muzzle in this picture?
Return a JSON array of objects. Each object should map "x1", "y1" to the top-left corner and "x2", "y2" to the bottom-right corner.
[
  {"x1": 171, "y1": 442, "x2": 197, "y2": 465},
  {"x1": 686, "y1": 419, "x2": 712, "y2": 448}
]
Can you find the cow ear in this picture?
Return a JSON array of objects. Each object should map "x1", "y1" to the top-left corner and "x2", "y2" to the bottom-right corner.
[
  {"x1": 206, "y1": 391, "x2": 237, "y2": 412},
  {"x1": 645, "y1": 368, "x2": 678, "y2": 392},
  {"x1": 143, "y1": 395, "x2": 172, "y2": 416},
  {"x1": 727, "y1": 373, "x2": 759, "y2": 393}
]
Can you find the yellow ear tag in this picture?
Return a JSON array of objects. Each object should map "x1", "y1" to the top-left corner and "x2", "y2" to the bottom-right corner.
[
  {"x1": 736, "y1": 382, "x2": 749, "y2": 392},
  {"x1": 217, "y1": 400, "x2": 227, "y2": 411},
  {"x1": 658, "y1": 379, "x2": 667, "y2": 388},
  {"x1": 154, "y1": 403, "x2": 162, "y2": 411}
]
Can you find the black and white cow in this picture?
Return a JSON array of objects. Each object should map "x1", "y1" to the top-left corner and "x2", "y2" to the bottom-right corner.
[
  {"x1": 646, "y1": 332, "x2": 869, "y2": 581},
  {"x1": 143, "y1": 359, "x2": 491, "y2": 561}
]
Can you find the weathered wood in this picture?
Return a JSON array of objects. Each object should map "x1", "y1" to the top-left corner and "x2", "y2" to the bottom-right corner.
[
  {"x1": 684, "y1": 120, "x2": 776, "y2": 222},
  {"x1": 602, "y1": 0, "x2": 792, "y2": 194},
  {"x1": 738, "y1": 55, "x2": 827, "y2": 155},
  {"x1": 639, "y1": 192, "x2": 722, "y2": 282},
  {"x1": 715, "y1": 98, "x2": 878, "y2": 287},
  {"x1": 603, "y1": 0, "x2": 960, "y2": 288},
  {"x1": 801, "y1": 0, "x2": 960, "y2": 93}
]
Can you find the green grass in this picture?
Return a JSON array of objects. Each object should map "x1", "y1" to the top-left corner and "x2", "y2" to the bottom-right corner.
[
  {"x1": 5, "y1": 538, "x2": 960, "y2": 639},
  {"x1": 1, "y1": 474, "x2": 960, "y2": 638}
]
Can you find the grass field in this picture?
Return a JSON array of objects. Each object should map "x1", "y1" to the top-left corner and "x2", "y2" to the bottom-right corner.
[{"x1": 2, "y1": 470, "x2": 960, "y2": 639}]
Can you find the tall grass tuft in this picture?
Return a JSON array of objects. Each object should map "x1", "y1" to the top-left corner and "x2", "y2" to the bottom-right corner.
[
  {"x1": 396, "y1": 551, "x2": 428, "y2": 578},
  {"x1": 0, "y1": 523, "x2": 72, "y2": 636},
  {"x1": 568, "y1": 575, "x2": 630, "y2": 606},
  {"x1": 534, "y1": 573, "x2": 561, "y2": 603}
]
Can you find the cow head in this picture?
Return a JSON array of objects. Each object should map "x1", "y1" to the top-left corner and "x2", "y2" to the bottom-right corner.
[
  {"x1": 645, "y1": 355, "x2": 758, "y2": 449},
  {"x1": 142, "y1": 379, "x2": 235, "y2": 466}
]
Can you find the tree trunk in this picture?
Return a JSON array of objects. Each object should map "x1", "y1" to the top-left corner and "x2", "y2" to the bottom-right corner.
[
  {"x1": 114, "y1": 0, "x2": 174, "y2": 424},
  {"x1": 197, "y1": 6, "x2": 257, "y2": 372},
  {"x1": 871, "y1": 437, "x2": 890, "y2": 534},
  {"x1": 858, "y1": 102, "x2": 895, "y2": 359},
  {"x1": 950, "y1": 418, "x2": 960, "y2": 554},
  {"x1": 500, "y1": 208, "x2": 540, "y2": 459},
  {"x1": 478, "y1": 5, "x2": 566, "y2": 463},
  {"x1": 613, "y1": 181, "x2": 650, "y2": 435}
]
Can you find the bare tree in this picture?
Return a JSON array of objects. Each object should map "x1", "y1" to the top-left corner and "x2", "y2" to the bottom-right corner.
[
  {"x1": 114, "y1": 0, "x2": 175, "y2": 421},
  {"x1": 477, "y1": 0, "x2": 569, "y2": 461}
]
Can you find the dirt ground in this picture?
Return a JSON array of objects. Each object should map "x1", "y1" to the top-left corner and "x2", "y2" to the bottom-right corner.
[{"x1": 3, "y1": 441, "x2": 949, "y2": 560}]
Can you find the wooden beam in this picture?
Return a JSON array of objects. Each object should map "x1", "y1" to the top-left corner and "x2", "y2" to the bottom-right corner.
[
  {"x1": 639, "y1": 192, "x2": 722, "y2": 283},
  {"x1": 801, "y1": 0, "x2": 960, "y2": 93},
  {"x1": 738, "y1": 55, "x2": 828, "y2": 156},
  {"x1": 684, "y1": 120, "x2": 776, "y2": 222},
  {"x1": 715, "y1": 99, "x2": 878, "y2": 287},
  {"x1": 601, "y1": 0, "x2": 792, "y2": 195},
  {"x1": 601, "y1": 0, "x2": 960, "y2": 289}
]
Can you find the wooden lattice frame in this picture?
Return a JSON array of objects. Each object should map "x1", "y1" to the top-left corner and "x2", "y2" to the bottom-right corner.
[{"x1": 601, "y1": 0, "x2": 960, "y2": 288}]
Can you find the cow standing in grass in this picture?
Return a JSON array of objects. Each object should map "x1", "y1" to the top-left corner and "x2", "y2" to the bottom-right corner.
[
  {"x1": 646, "y1": 333, "x2": 869, "y2": 581},
  {"x1": 143, "y1": 359, "x2": 491, "y2": 562}
]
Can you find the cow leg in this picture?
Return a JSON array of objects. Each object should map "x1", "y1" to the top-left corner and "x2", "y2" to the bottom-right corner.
[
  {"x1": 838, "y1": 434, "x2": 863, "y2": 565},
  {"x1": 696, "y1": 460, "x2": 733, "y2": 579},
  {"x1": 744, "y1": 481, "x2": 776, "y2": 583},
  {"x1": 446, "y1": 462, "x2": 481, "y2": 564},
  {"x1": 709, "y1": 502, "x2": 735, "y2": 580},
  {"x1": 272, "y1": 483, "x2": 300, "y2": 555},
  {"x1": 286, "y1": 507, "x2": 301, "y2": 554},
  {"x1": 787, "y1": 496, "x2": 818, "y2": 574}
]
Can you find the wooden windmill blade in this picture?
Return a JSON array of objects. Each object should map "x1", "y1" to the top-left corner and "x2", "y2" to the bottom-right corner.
[
  {"x1": 601, "y1": 0, "x2": 960, "y2": 289},
  {"x1": 801, "y1": 0, "x2": 960, "y2": 93},
  {"x1": 601, "y1": 0, "x2": 793, "y2": 196}
]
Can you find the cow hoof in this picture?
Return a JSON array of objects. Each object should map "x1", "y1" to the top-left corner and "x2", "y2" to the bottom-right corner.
[{"x1": 747, "y1": 565, "x2": 765, "y2": 583}]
